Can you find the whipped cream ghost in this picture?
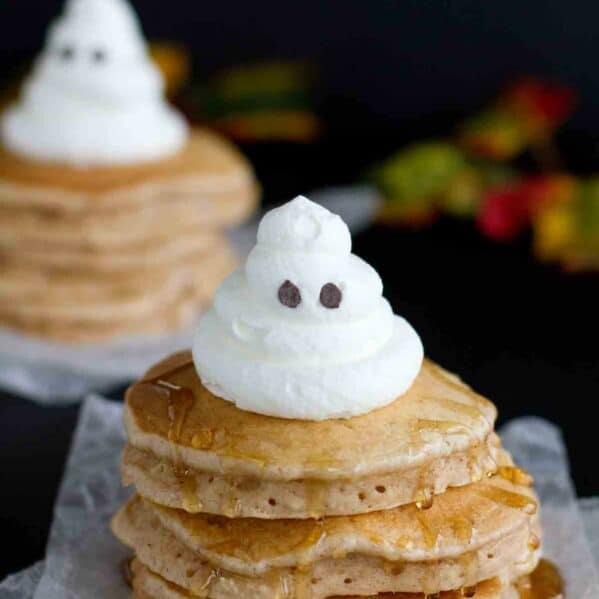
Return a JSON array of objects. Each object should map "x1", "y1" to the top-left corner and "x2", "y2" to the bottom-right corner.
[
  {"x1": 193, "y1": 196, "x2": 424, "y2": 420},
  {"x1": 1, "y1": 0, "x2": 188, "y2": 166}
]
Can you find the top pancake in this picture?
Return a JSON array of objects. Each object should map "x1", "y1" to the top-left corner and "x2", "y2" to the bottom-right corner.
[
  {"x1": 0, "y1": 128, "x2": 258, "y2": 215},
  {"x1": 125, "y1": 351, "x2": 497, "y2": 481}
]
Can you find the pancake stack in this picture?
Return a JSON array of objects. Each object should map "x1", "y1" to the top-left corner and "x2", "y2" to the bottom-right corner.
[
  {"x1": 112, "y1": 351, "x2": 542, "y2": 599},
  {"x1": 0, "y1": 129, "x2": 258, "y2": 341}
]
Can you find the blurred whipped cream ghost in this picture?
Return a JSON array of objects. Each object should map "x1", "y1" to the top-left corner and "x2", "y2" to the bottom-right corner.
[
  {"x1": 193, "y1": 196, "x2": 424, "y2": 420},
  {"x1": 1, "y1": 0, "x2": 188, "y2": 166}
]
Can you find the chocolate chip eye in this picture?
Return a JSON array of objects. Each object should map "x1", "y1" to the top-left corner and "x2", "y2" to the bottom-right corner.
[
  {"x1": 278, "y1": 280, "x2": 301, "y2": 308},
  {"x1": 320, "y1": 283, "x2": 342, "y2": 309},
  {"x1": 59, "y1": 46, "x2": 75, "y2": 61},
  {"x1": 91, "y1": 48, "x2": 106, "y2": 63}
]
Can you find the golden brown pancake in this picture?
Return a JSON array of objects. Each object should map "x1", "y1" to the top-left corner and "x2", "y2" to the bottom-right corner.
[
  {"x1": 0, "y1": 227, "x2": 222, "y2": 273},
  {"x1": 129, "y1": 558, "x2": 524, "y2": 599},
  {"x1": 113, "y1": 469, "x2": 539, "y2": 597},
  {"x1": 123, "y1": 353, "x2": 498, "y2": 518},
  {"x1": 0, "y1": 244, "x2": 235, "y2": 323},
  {"x1": 0, "y1": 129, "x2": 258, "y2": 218},
  {"x1": 0, "y1": 195, "x2": 249, "y2": 250}
]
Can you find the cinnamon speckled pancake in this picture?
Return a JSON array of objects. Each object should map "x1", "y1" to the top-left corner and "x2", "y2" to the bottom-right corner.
[
  {"x1": 0, "y1": 243, "x2": 235, "y2": 323},
  {"x1": 123, "y1": 354, "x2": 498, "y2": 517},
  {"x1": 0, "y1": 189, "x2": 257, "y2": 251},
  {"x1": 0, "y1": 228, "x2": 223, "y2": 273},
  {"x1": 129, "y1": 559, "x2": 523, "y2": 599},
  {"x1": 0, "y1": 129, "x2": 258, "y2": 219},
  {"x1": 0, "y1": 292, "x2": 198, "y2": 342},
  {"x1": 0, "y1": 225, "x2": 221, "y2": 269},
  {"x1": 113, "y1": 471, "x2": 538, "y2": 597},
  {"x1": 121, "y1": 435, "x2": 498, "y2": 519}
]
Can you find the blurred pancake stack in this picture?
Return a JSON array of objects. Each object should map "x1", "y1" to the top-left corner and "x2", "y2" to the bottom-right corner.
[{"x1": 0, "y1": 0, "x2": 258, "y2": 342}]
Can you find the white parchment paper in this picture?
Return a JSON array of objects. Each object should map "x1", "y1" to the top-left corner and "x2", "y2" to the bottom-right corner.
[
  {"x1": 0, "y1": 186, "x2": 380, "y2": 404},
  {"x1": 0, "y1": 396, "x2": 597, "y2": 598}
]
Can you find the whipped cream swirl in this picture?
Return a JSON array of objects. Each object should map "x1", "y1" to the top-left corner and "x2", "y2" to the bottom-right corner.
[
  {"x1": 193, "y1": 196, "x2": 423, "y2": 420},
  {"x1": 1, "y1": 0, "x2": 188, "y2": 166}
]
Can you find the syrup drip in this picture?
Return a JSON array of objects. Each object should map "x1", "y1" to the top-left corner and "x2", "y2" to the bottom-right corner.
[
  {"x1": 461, "y1": 585, "x2": 477, "y2": 597},
  {"x1": 482, "y1": 453, "x2": 498, "y2": 478},
  {"x1": 219, "y1": 495, "x2": 242, "y2": 518},
  {"x1": 450, "y1": 515, "x2": 474, "y2": 544},
  {"x1": 147, "y1": 376, "x2": 199, "y2": 514},
  {"x1": 141, "y1": 356, "x2": 194, "y2": 384},
  {"x1": 415, "y1": 486, "x2": 434, "y2": 510},
  {"x1": 459, "y1": 551, "x2": 479, "y2": 587},
  {"x1": 273, "y1": 573, "x2": 294, "y2": 599},
  {"x1": 414, "y1": 463, "x2": 434, "y2": 510},
  {"x1": 476, "y1": 485, "x2": 538, "y2": 515},
  {"x1": 304, "y1": 479, "x2": 329, "y2": 518},
  {"x1": 416, "y1": 419, "x2": 470, "y2": 435},
  {"x1": 497, "y1": 465, "x2": 535, "y2": 487},
  {"x1": 293, "y1": 565, "x2": 314, "y2": 599},
  {"x1": 517, "y1": 559, "x2": 564, "y2": 599},
  {"x1": 428, "y1": 395, "x2": 482, "y2": 422},
  {"x1": 416, "y1": 512, "x2": 439, "y2": 549},
  {"x1": 191, "y1": 427, "x2": 215, "y2": 450},
  {"x1": 468, "y1": 446, "x2": 484, "y2": 483},
  {"x1": 190, "y1": 568, "x2": 220, "y2": 597},
  {"x1": 528, "y1": 533, "x2": 541, "y2": 551}
]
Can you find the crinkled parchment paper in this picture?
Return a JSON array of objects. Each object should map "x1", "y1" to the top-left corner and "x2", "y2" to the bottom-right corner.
[{"x1": 1, "y1": 396, "x2": 597, "y2": 598}]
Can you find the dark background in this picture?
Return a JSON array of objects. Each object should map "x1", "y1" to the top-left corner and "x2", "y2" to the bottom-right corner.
[{"x1": 1, "y1": 0, "x2": 598, "y2": 580}]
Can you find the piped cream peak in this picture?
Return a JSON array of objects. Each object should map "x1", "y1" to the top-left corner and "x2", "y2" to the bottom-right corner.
[{"x1": 193, "y1": 196, "x2": 424, "y2": 421}]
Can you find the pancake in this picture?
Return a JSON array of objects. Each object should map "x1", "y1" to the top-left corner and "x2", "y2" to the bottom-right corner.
[
  {"x1": 0, "y1": 191, "x2": 252, "y2": 250},
  {"x1": 0, "y1": 244, "x2": 236, "y2": 323},
  {"x1": 0, "y1": 129, "x2": 258, "y2": 221},
  {"x1": 112, "y1": 471, "x2": 539, "y2": 597},
  {"x1": 120, "y1": 435, "x2": 498, "y2": 519},
  {"x1": 129, "y1": 559, "x2": 523, "y2": 599},
  {"x1": 123, "y1": 352, "x2": 498, "y2": 518},
  {"x1": 0, "y1": 228, "x2": 224, "y2": 273},
  {"x1": 0, "y1": 292, "x2": 198, "y2": 342}
]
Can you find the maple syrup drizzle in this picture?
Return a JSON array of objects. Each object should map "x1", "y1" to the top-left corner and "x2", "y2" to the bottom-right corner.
[
  {"x1": 142, "y1": 364, "x2": 201, "y2": 513},
  {"x1": 219, "y1": 495, "x2": 242, "y2": 518},
  {"x1": 517, "y1": 559, "x2": 564, "y2": 599},
  {"x1": 416, "y1": 511, "x2": 439, "y2": 549},
  {"x1": 450, "y1": 515, "x2": 474, "y2": 544},
  {"x1": 141, "y1": 356, "x2": 194, "y2": 383},
  {"x1": 416, "y1": 419, "x2": 471, "y2": 435},
  {"x1": 528, "y1": 533, "x2": 541, "y2": 551},
  {"x1": 191, "y1": 427, "x2": 215, "y2": 449},
  {"x1": 496, "y1": 465, "x2": 535, "y2": 487},
  {"x1": 273, "y1": 572, "x2": 294, "y2": 599},
  {"x1": 292, "y1": 568, "x2": 313, "y2": 599},
  {"x1": 304, "y1": 479, "x2": 329, "y2": 518},
  {"x1": 482, "y1": 450, "x2": 498, "y2": 478},
  {"x1": 468, "y1": 446, "x2": 484, "y2": 483},
  {"x1": 427, "y1": 395, "x2": 482, "y2": 422},
  {"x1": 459, "y1": 551, "x2": 479, "y2": 587},
  {"x1": 190, "y1": 568, "x2": 220, "y2": 597},
  {"x1": 415, "y1": 486, "x2": 434, "y2": 510},
  {"x1": 476, "y1": 485, "x2": 538, "y2": 515},
  {"x1": 414, "y1": 462, "x2": 435, "y2": 510}
]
